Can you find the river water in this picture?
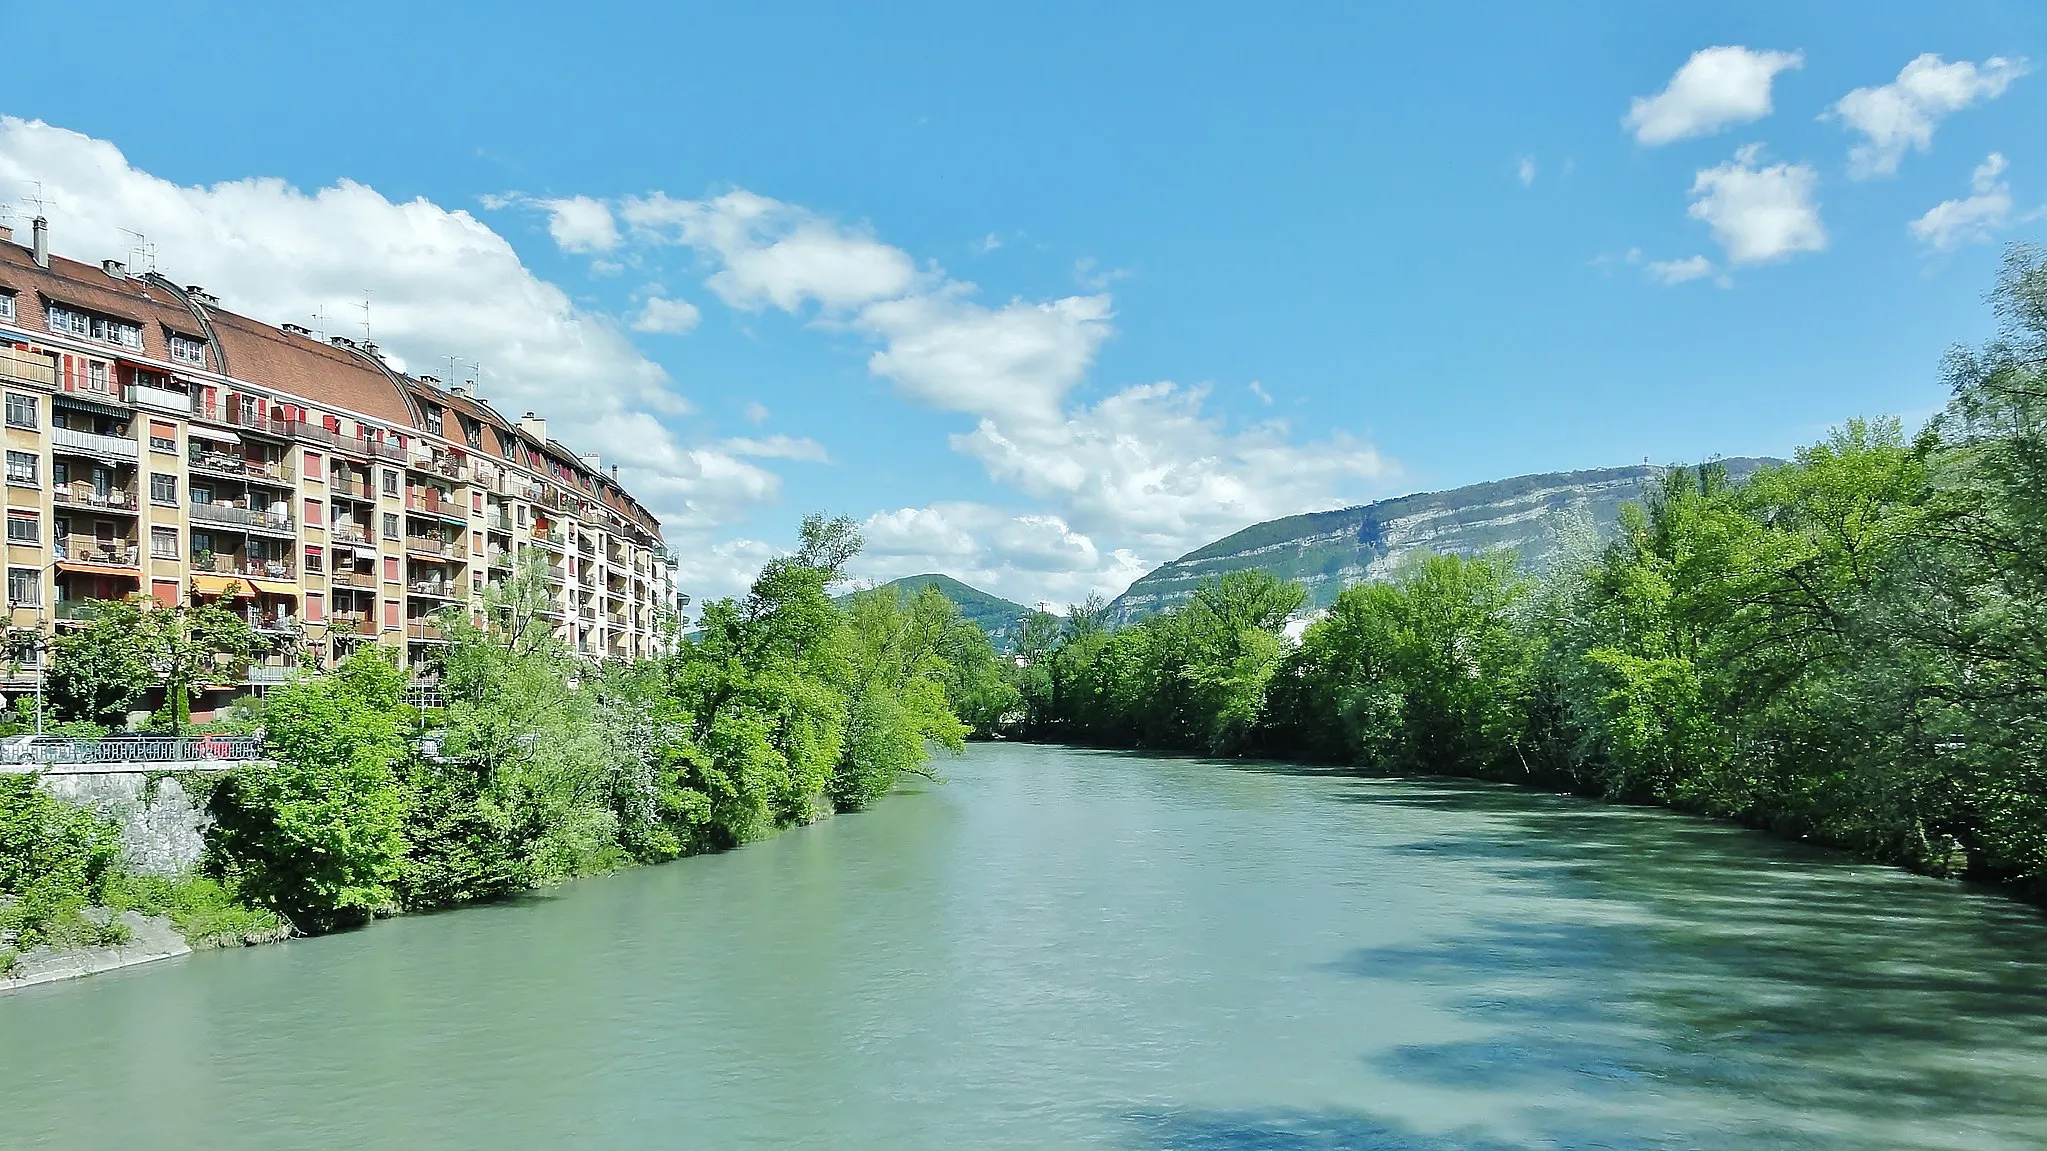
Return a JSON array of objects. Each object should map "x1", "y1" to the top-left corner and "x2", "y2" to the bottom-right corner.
[{"x1": 4, "y1": 743, "x2": 2046, "y2": 1149}]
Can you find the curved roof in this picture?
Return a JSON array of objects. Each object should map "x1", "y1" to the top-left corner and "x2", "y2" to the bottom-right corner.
[{"x1": 202, "y1": 309, "x2": 418, "y2": 427}]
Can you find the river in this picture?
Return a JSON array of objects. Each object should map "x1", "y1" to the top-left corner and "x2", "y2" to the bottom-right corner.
[{"x1": 3, "y1": 743, "x2": 2045, "y2": 1149}]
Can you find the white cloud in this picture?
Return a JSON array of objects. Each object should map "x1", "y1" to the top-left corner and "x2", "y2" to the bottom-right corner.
[
  {"x1": 1830, "y1": 54, "x2": 2030, "y2": 179},
  {"x1": 0, "y1": 117, "x2": 778, "y2": 537},
  {"x1": 1249, "y1": 380, "x2": 1273, "y2": 405},
  {"x1": 719, "y1": 435, "x2": 831, "y2": 463},
  {"x1": 1910, "y1": 153, "x2": 2018, "y2": 251},
  {"x1": 620, "y1": 190, "x2": 923, "y2": 311},
  {"x1": 1625, "y1": 47, "x2": 1804, "y2": 146},
  {"x1": 1645, "y1": 254, "x2": 1717, "y2": 284},
  {"x1": 1517, "y1": 156, "x2": 1537, "y2": 187},
  {"x1": 539, "y1": 195, "x2": 620, "y2": 253},
  {"x1": 590, "y1": 186, "x2": 1398, "y2": 602},
  {"x1": 631, "y1": 295, "x2": 702, "y2": 334},
  {"x1": 742, "y1": 400, "x2": 771, "y2": 425},
  {"x1": 1686, "y1": 144, "x2": 1826, "y2": 265}
]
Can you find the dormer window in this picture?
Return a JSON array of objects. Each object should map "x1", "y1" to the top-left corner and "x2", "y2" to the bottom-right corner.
[
  {"x1": 0, "y1": 292, "x2": 14, "y2": 321},
  {"x1": 423, "y1": 405, "x2": 443, "y2": 436},
  {"x1": 460, "y1": 416, "x2": 482, "y2": 451},
  {"x1": 46, "y1": 303, "x2": 142, "y2": 349},
  {"x1": 168, "y1": 333, "x2": 208, "y2": 368}
]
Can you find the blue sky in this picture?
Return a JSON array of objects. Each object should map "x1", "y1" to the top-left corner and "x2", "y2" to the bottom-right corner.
[{"x1": 2, "y1": 1, "x2": 2043, "y2": 605}]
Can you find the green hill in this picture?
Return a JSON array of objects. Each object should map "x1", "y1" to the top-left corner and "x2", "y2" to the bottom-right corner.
[
  {"x1": 1106, "y1": 459, "x2": 1777, "y2": 626},
  {"x1": 847, "y1": 573, "x2": 1033, "y2": 651}
]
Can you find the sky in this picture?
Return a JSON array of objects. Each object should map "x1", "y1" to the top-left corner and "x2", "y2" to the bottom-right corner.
[{"x1": 0, "y1": 1, "x2": 2042, "y2": 608}]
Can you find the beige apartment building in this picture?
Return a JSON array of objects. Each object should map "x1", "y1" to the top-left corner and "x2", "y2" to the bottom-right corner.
[{"x1": 0, "y1": 217, "x2": 680, "y2": 711}]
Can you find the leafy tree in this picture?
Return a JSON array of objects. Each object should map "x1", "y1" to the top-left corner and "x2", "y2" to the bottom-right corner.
[
  {"x1": 44, "y1": 595, "x2": 262, "y2": 731},
  {"x1": 206, "y1": 651, "x2": 410, "y2": 932}
]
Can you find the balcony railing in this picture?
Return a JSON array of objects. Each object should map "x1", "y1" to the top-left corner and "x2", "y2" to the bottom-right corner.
[
  {"x1": 407, "y1": 582, "x2": 458, "y2": 600},
  {"x1": 486, "y1": 512, "x2": 514, "y2": 532},
  {"x1": 188, "y1": 451, "x2": 295, "y2": 484},
  {"x1": 0, "y1": 735, "x2": 265, "y2": 765},
  {"x1": 330, "y1": 569, "x2": 378, "y2": 589},
  {"x1": 533, "y1": 529, "x2": 566, "y2": 551},
  {"x1": 330, "y1": 523, "x2": 371, "y2": 546},
  {"x1": 331, "y1": 612, "x2": 379, "y2": 637},
  {"x1": 0, "y1": 347, "x2": 57, "y2": 390},
  {"x1": 405, "y1": 619, "x2": 446, "y2": 642},
  {"x1": 52, "y1": 485, "x2": 139, "y2": 513},
  {"x1": 408, "y1": 453, "x2": 470, "y2": 482},
  {"x1": 189, "y1": 502, "x2": 295, "y2": 534},
  {"x1": 193, "y1": 553, "x2": 296, "y2": 580},
  {"x1": 405, "y1": 488, "x2": 465, "y2": 518},
  {"x1": 246, "y1": 662, "x2": 298, "y2": 685},
  {"x1": 404, "y1": 536, "x2": 454, "y2": 557},
  {"x1": 53, "y1": 599, "x2": 103, "y2": 621},
  {"x1": 52, "y1": 426, "x2": 138, "y2": 462},
  {"x1": 329, "y1": 476, "x2": 375, "y2": 501},
  {"x1": 55, "y1": 537, "x2": 140, "y2": 567},
  {"x1": 124, "y1": 382, "x2": 193, "y2": 416}
]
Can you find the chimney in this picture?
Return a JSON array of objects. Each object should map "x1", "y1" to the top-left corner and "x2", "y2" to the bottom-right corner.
[
  {"x1": 418, "y1": 374, "x2": 440, "y2": 386},
  {"x1": 519, "y1": 412, "x2": 547, "y2": 441},
  {"x1": 282, "y1": 323, "x2": 310, "y2": 336},
  {"x1": 579, "y1": 453, "x2": 601, "y2": 471},
  {"x1": 101, "y1": 259, "x2": 126, "y2": 280},
  {"x1": 31, "y1": 217, "x2": 49, "y2": 269},
  {"x1": 363, "y1": 342, "x2": 381, "y2": 359},
  {"x1": 449, "y1": 384, "x2": 467, "y2": 398},
  {"x1": 610, "y1": 464, "x2": 620, "y2": 480},
  {"x1": 0, "y1": 224, "x2": 12, "y2": 243}
]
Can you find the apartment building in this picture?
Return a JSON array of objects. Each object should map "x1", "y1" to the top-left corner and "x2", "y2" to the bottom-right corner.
[{"x1": 0, "y1": 217, "x2": 681, "y2": 709}]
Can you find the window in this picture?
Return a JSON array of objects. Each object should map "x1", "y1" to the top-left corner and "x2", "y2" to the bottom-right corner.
[
  {"x1": 517, "y1": 504, "x2": 527, "y2": 527},
  {"x1": 168, "y1": 334, "x2": 208, "y2": 367},
  {"x1": 462, "y1": 417, "x2": 482, "y2": 451},
  {"x1": 4, "y1": 393, "x2": 35, "y2": 429},
  {"x1": 6, "y1": 450, "x2": 37, "y2": 486},
  {"x1": 303, "y1": 450, "x2": 322, "y2": 475},
  {"x1": 190, "y1": 530, "x2": 214, "y2": 559},
  {"x1": 45, "y1": 304, "x2": 143, "y2": 349},
  {"x1": 383, "y1": 556, "x2": 400, "y2": 583},
  {"x1": 382, "y1": 512, "x2": 399, "y2": 540},
  {"x1": 304, "y1": 545, "x2": 324, "y2": 574},
  {"x1": 381, "y1": 469, "x2": 399, "y2": 496},
  {"x1": 190, "y1": 484, "x2": 213, "y2": 505},
  {"x1": 7, "y1": 567, "x2": 40, "y2": 607},
  {"x1": 0, "y1": 293, "x2": 14, "y2": 321},
  {"x1": 150, "y1": 433, "x2": 176, "y2": 453},
  {"x1": 423, "y1": 406, "x2": 443, "y2": 436},
  {"x1": 6, "y1": 514, "x2": 38, "y2": 544},
  {"x1": 88, "y1": 361, "x2": 109, "y2": 392},
  {"x1": 151, "y1": 527, "x2": 178, "y2": 559},
  {"x1": 304, "y1": 497, "x2": 323, "y2": 523},
  {"x1": 236, "y1": 395, "x2": 258, "y2": 424},
  {"x1": 150, "y1": 473, "x2": 178, "y2": 505}
]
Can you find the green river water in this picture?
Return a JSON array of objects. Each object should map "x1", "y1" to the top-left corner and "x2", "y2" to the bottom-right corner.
[{"x1": 4, "y1": 742, "x2": 2047, "y2": 1149}]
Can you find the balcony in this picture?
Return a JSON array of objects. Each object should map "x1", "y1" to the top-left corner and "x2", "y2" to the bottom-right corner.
[
  {"x1": 330, "y1": 569, "x2": 378, "y2": 590},
  {"x1": 404, "y1": 535, "x2": 456, "y2": 558},
  {"x1": 0, "y1": 347, "x2": 56, "y2": 390},
  {"x1": 191, "y1": 453, "x2": 295, "y2": 486},
  {"x1": 246, "y1": 661, "x2": 298, "y2": 686},
  {"x1": 52, "y1": 426, "x2": 139, "y2": 462},
  {"x1": 189, "y1": 501, "x2": 296, "y2": 536},
  {"x1": 330, "y1": 523, "x2": 371, "y2": 547},
  {"x1": 52, "y1": 485, "x2": 139, "y2": 514},
  {"x1": 486, "y1": 511, "x2": 514, "y2": 533},
  {"x1": 331, "y1": 612, "x2": 379, "y2": 637},
  {"x1": 193, "y1": 553, "x2": 296, "y2": 580},
  {"x1": 405, "y1": 488, "x2": 466, "y2": 521},
  {"x1": 329, "y1": 475, "x2": 375, "y2": 501},
  {"x1": 485, "y1": 547, "x2": 512, "y2": 571},
  {"x1": 55, "y1": 536, "x2": 140, "y2": 568},
  {"x1": 407, "y1": 581, "x2": 459, "y2": 601},
  {"x1": 532, "y1": 529, "x2": 566, "y2": 552},
  {"x1": 53, "y1": 599, "x2": 103, "y2": 622},
  {"x1": 408, "y1": 452, "x2": 470, "y2": 483},
  {"x1": 405, "y1": 619, "x2": 447, "y2": 643},
  {"x1": 124, "y1": 382, "x2": 193, "y2": 416}
]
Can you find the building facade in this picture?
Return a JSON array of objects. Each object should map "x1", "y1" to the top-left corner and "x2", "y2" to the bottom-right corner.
[{"x1": 0, "y1": 218, "x2": 680, "y2": 706}]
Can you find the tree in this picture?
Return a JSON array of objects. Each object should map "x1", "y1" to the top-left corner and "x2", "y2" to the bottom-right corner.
[
  {"x1": 44, "y1": 594, "x2": 262, "y2": 731},
  {"x1": 206, "y1": 651, "x2": 409, "y2": 932}
]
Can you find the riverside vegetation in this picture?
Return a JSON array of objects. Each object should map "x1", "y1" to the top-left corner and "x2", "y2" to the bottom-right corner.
[
  {"x1": 1010, "y1": 246, "x2": 2047, "y2": 899},
  {"x1": 4, "y1": 514, "x2": 1016, "y2": 960}
]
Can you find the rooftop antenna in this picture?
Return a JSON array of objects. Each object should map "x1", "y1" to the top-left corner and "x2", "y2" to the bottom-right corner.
[
  {"x1": 310, "y1": 304, "x2": 329, "y2": 342},
  {"x1": 119, "y1": 229, "x2": 156, "y2": 273},
  {"x1": 356, "y1": 291, "x2": 372, "y2": 342}
]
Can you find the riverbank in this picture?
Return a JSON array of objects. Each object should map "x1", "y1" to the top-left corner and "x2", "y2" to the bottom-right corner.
[{"x1": 1, "y1": 908, "x2": 290, "y2": 992}]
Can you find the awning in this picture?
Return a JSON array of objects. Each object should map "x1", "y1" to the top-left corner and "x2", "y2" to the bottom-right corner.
[
  {"x1": 52, "y1": 392, "x2": 132, "y2": 421},
  {"x1": 248, "y1": 578, "x2": 299, "y2": 598},
  {"x1": 192, "y1": 428, "x2": 241, "y2": 444},
  {"x1": 191, "y1": 574, "x2": 254, "y2": 598},
  {"x1": 55, "y1": 561, "x2": 141, "y2": 579}
]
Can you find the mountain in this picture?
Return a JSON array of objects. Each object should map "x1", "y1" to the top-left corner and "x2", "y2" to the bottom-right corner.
[
  {"x1": 1105, "y1": 460, "x2": 1777, "y2": 626},
  {"x1": 849, "y1": 573, "x2": 1034, "y2": 651}
]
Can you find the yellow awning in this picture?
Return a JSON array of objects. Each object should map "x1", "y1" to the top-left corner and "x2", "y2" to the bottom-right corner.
[
  {"x1": 191, "y1": 574, "x2": 254, "y2": 598},
  {"x1": 248, "y1": 578, "x2": 299, "y2": 598},
  {"x1": 55, "y1": 561, "x2": 141, "y2": 579}
]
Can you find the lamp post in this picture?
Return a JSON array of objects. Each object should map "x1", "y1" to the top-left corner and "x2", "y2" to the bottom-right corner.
[{"x1": 11, "y1": 555, "x2": 69, "y2": 736}]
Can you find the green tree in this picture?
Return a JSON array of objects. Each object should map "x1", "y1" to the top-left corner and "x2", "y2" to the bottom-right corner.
[
  {"x1": 44, "y1": 595, "x2": 262, "y2": 731},
  {"x1": 206, "y1": 651, "x2": 410, "y2": 932}
]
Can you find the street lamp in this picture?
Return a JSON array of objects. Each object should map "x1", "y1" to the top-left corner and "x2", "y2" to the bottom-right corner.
[{"x1": 6, "y1": 555, "x2": 69, "y2": 736}]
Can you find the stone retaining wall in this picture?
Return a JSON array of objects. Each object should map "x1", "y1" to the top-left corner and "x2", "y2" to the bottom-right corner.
[{"x1": 34, "y1": 767, "x2": 224, "y2": 876}]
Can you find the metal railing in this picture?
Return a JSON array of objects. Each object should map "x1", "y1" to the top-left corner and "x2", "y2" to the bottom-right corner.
[
  {"x1": 55, "y1": 537, "x2": 141, "y2": 567},
  {"x1": 53, "y1": 486, "x2": 139, "y2": 512},
  {"x1": 52, "y1": 426, "x2": 139, "y2": 461},
  {"x1": 125, "y1": 382, "x2": 193, "y2": 415},
  {"x1": 0, "y1": 347, "x2": 57, "y2": 390},
  {"x1": 193, "y1": 553, "x2": 296, "y2": 580},
  {"x1": 190, "y1": 502, "x2": 296, "y2": 533},
  {"x1": 0, "y1": 734, "x2": 265, "y2": 765},
  {"x1": 329, "y1": 476, "x2": 375, "y2": 500},
  {"x1": 331, "y1": 569, "x2": 378, "y2": 589}
]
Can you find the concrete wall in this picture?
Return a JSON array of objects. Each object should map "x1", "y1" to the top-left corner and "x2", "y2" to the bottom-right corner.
[{"x1": 36, "y1": 768, "x2": 222, "y2": 876}]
